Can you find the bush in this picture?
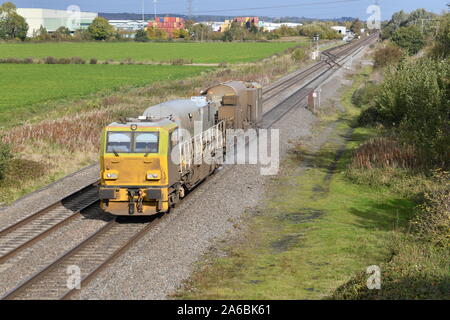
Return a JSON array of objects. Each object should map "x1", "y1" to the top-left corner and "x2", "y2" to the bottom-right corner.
[
  {"x1": 90, "y1": 58, "x2": 98, "y2": 65},
  {"x1": 356, "y1": 105, "x2": 385, "y2": 127},
  {"x1": 430, "y1": 13, "x2": 450, "y2": 59},
  {"x1": 57, "y1": 57, "x2": 71, "y2": 64},
  {"x1": 134, "y1": 29, "x2": 149, "y2": 42},
  {"x1": 291, "y1": 48, "x2": 308, "y2": 62},
  {"x1": 391, "y1": 26, "x2": 426, "y2": 55},
  {"x1": 70, "y1": 57, "x2": 86, "y2": 64},
  {"x1": 332, "y1": 238, "x2": 450, "y2": 300},
  {"x1": 351, "y1": 81, "x2": 379, "y2": 108},
  {"x1": 373, "y1": 44, "x2": 405, "y2": 69},
  {"x1": 374, "y1": 58, "x2": 450, "y2": 167},
  {"x1": 411, "y1": 170, "x2": 450, "y2": 247},
  {"x1": 0, "y1": 141, "x2": 12, "y2": 180},
  {"x1": 44, "y1": 56, "x2": 58, "y2": 64}
]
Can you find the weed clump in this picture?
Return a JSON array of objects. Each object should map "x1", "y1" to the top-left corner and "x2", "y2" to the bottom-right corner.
[
  {"x1": 0, "y1": 141, "x2": 12, "y2": 180},
  {"x1": 411, "y1": 171, "x2": 450, "y2": 247},
  {"x1": 44, "y1": 56, "x2": 58, "y2": 64},
  {"x1": 373, "y1": 43, "x2": 405, "y2": 69}
]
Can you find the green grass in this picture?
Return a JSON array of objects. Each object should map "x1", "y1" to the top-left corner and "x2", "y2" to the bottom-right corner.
[
  {"x1": 0, "y1": 42, "x2": 300, "y2": 63},
  {"x1": 0, "y1": 64, "x2": 208, "y2": 126},
  {"x1": 173, "y1": 66, "x2": 416, "y2": 300},
  {"x1": 174, "y1": 123, "x2": 415, "y2": 299}
]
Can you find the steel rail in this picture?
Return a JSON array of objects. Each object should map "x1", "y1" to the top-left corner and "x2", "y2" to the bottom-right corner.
[
  {"x1": 262, "y1": 35, "x2": 375, "y2": 101},
  {"x1": 262, "y1": 42, "x2": 350, "y2": 97},
  {"x1": 1, "y1": 217, "x2": 116, "y2": 300},
  {"x1": 0, "y1": 185, "x2": 99, "y2": 264},
  {"x1": 262, "y1": 34, "x2": 377, "y2": 128}
]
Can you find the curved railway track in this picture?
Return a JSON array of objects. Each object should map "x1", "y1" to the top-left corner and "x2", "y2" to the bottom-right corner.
[
  {"x1": 0, "y1": 33, "x2": 378, "y2": 300},
  {"x1": 262, "y1": 36, "x2": 375, "y2": 102}
]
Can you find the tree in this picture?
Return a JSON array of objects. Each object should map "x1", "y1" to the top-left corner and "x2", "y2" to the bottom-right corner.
[
  {"x1": 0, "y1": 2, "x2": 28, "y2": 40},
  {"x1": 350, "y1": 18, "x2": 363, "y2": 36},
  {"x1": 189, "y1": 23, "x2": 212, "y2": 41},
  {"x1": 73, "y1": 28, "x2": 91, "y2": 41},
  {"x1": 87, "y1": 17, "x2": 114, "y2": 40},
  {"x1": 147, "y1": 26, "x2": 168, "y2": 40},
  {"x1": 222, "y1": 22, "x2": 247, "y2": 41},
  {"x1": 52, "y1": 26, "x2": 71, "y2": 40},
  {"x1": 172, "y1": 28, "x2": 190, "y2": 39},
  {"x1": 390, "y1": 10, "x2": 410, "y2": 28},
  {"x1": 391, "y1": 25, "x2": 426, "y2": 55},
  {"x1": 0, "y1": 1, "x2": 16, "y2": 14},
  {"x1": 430, "y1": 13, "x2": 450, "y2": 58},
  {"x1": 134, "y1": 29, "x2": 149, "y2": 42},
  {"x1": 32, "y1": 25, "x2": 51, "y2": 41}
]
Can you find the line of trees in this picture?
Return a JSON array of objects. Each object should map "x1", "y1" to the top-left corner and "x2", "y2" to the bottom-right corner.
[
  {"x1": 1, "y1": 0, "x2": 353, "y2": 43},
  {"x1": 0, "y1": 1, "x2": 122, "y2": 42},
  {"x1": 357, "y1": 9, "x2": 450, "y2": 168},
  {"x1": 135, "y1": 20, "x2": 346, "y2": 42},
  {"x1": 0, "y1": 2, "x2": 28, "y2": 40}
]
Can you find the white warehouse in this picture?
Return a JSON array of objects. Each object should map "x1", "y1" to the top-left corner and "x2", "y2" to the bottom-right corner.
[{"x1": 17, "y1": 8, "x2": 98, "y2": 37}]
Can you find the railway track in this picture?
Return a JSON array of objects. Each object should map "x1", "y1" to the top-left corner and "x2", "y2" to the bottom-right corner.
[
  {"x1": 0, "y1": 185, "x2": 99, "y2": 264},
  {"x1": 262, "y1": 35, "x2": 376, "y2": 102},
  {"x1": 1, "y1": 216, "x2": 159, "y2": 300},
  {"x1": 0, "y1": 33, "x2": 377, "y2": 300}
]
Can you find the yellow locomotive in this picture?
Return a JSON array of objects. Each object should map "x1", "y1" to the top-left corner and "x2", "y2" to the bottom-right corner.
[{"x1": 99, "y1": 81, "x2": 262, "y2": 216}]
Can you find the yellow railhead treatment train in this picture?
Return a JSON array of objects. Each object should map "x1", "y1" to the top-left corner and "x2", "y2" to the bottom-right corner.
[{"x1": 99, "y1": 81, "x2": 262, "y2": 216}]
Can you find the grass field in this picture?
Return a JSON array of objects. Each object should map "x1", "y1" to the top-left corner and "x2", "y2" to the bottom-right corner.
[
  {"x1": 174, "y1": 67, "x2": 415, "y2": 299},
  {"x1": 175, "y1": 122, "x2": 415, "y2": 299},
  {"x1": 0, "y1": 64, "x2": 208, "y2": 125},
  {"x1": 0, "y1": 42, "x2": 300, "y2": 63}
]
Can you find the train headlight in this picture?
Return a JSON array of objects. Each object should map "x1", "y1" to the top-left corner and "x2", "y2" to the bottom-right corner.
[
  {"x1": 146, "y1": 172, "x2": 160, "y2": 180},
  {"x1": 104, "y1": 171, "x2": 119, "y2": 180}
]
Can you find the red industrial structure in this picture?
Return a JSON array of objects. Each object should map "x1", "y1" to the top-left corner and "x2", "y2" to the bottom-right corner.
[
  {"x1": 147, "y1": 17, "x2": 185, "y2": 36},
  {"x1": 233, "y1": 17, "x2": 259, "y2": 28}
]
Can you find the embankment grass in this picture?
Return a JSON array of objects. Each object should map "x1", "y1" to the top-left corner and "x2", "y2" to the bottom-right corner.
[
  {"x1": 174, "y1": 123, "x2": 415, "y2": 299},
  {"x1": 174, "y1": 59, "x2": 449, "y2": 300}
]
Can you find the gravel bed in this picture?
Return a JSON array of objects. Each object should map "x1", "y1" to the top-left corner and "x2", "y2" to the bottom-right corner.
[
  {"x1": 0, "y1": 206, "x2": 112, "y2": 296},
  {"x1": 0, "y1": 164, "x2": 99, "y2": 228}
]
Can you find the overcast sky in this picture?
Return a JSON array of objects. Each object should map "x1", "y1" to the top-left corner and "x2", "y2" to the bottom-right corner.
[{"x1": 9, "y1": 0, "x2": 449, "y2": 20}]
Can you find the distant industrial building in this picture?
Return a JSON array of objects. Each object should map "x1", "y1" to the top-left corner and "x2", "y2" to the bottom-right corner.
[
  {"x1": 147, "y1": 17, "x2": 185, "y2": 36},
  {"x1": 260, "y1": 22, "x2": 303, "y2": 32},
  {"x1": 206, "y1": 18, "x2": 302, "y2": 33},
  {"x1": 109, "y1": 20, "x2": 147, "y2": 32},
  {"x1": 331, "y1": 26, "x2": 355, "y2": 41},
  {"x1": 17, "y1": 8, "x2": 98, "y2": 37},
  {"x1": 331, "y1": 26, "x2": 347, "y2": 35}
]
